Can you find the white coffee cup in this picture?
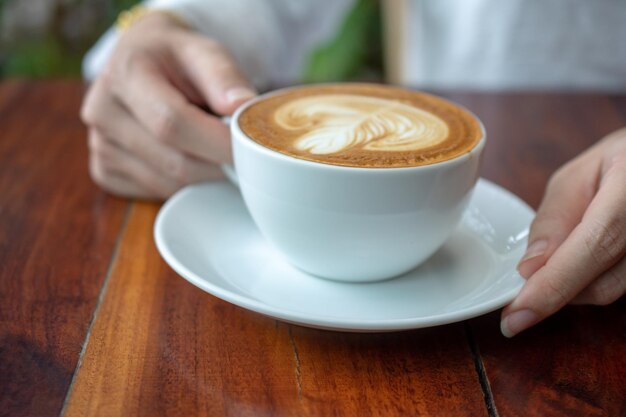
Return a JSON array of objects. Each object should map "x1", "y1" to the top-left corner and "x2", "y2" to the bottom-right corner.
[{"x1": 225, "y1": 88, "x2": 486, "y2": 282}]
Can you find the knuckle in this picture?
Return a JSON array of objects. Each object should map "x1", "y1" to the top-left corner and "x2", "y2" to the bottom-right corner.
[
  {"x1": 153, "y1": 104, "x2": 181, "y2": 143},
  {"x1": 119, "y1": 49, "x2": 141, "y2": 73},
  {"x1": 80, "y1": 87, "x2": 101, "y2": 126},
  {"x1": 163, "y1": 153, "x2": 188, "y2": 184},
  {"x1": 81, "y1": 78, "x2": 116, "y2": 129},
  {"x1": 113, "y1": 48, "x2": 149, "y2": 82},
  {"x1": 582, "y1": 217, "x2": 626, "y2": 268},
  {"x1": 87, "y1": 132, "x2": 109, "y2": 157},
  {"x1": 80, "y1": 100, "x2": 95, "y2": 126},
  {"x1": 586, "y1": 273, "x2": 623, "y2": 306},
  {"x1": 542, "y1": 274, "x2": 571, "y2": 309},
  {"x1": 98, "y1": 61, "x2": 122, "y2": 98}
]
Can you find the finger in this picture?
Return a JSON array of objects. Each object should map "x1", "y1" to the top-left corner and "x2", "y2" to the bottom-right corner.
[
  {"x1": 572, "y1": 255, "x2": 626, "y2": 305},
  {"x1": 89, "y1": 144, "x2": 157, "y2": 200},
  {"x1": 112, "y1": 56, "x2": 233, "y2": 164},
  {"x1": 84, "y1": 88, "x2": 224, "y2": 183},
  {"x1": 517, "y1": 160, "x2": 600, "y2": 279},
  {"x1": 88, "y1": 130, "x2": 179, "y2": 199},
  {"x1": 82, "y1": 73, "x2": 128, "y2": 126},
  {"x1": 104, "y1": 114, "x2": 225, "y2": 184},
  {"x1": 175, "y1": 37, "x2": 257, "y2": 115},
  {"x1": 502, "y1": 155, "x2": 626, "y2": 337},
  {"x1": 89, "y1": 161, "x2": 160, "y2": 200}
]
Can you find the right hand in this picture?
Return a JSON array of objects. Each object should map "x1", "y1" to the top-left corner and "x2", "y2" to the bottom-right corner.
[{"x1": 81, "y1": 12, "x2": 256, "y2": 200}]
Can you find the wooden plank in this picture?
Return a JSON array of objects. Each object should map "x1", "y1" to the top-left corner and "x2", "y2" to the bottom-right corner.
[
  {"x1": 9, "y1": 83, "x2": 623, "y2": 416},
  {"x1": 455, "y1": 93, "x2": 626, "y2": 416},
  {"x1": 0, "y1": 81, "x2": 129, "y2": 417},
  {"x1": 469, "y1": 304, "x2": 626, "y2": 417},
  {"x1": 287, "y1": 325, "x2": 488, "y2": 416},
  {"x1": 0, "y1": 79, "x2": 27, "y2": 114},
  {"x1": 64, "y1": 202, "x2": 488, "y2": 417},
  {"x1": 443, "y1": 92, "x2": 625, "y2": 207}
]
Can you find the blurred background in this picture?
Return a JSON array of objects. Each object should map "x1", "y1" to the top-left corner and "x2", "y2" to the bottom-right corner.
[
  {"x1": 0, "y1": 0, "x2": 382, "y2": 81},
  {"x1": 0, "y1": 0, "x2": 140, "y2": 78}
]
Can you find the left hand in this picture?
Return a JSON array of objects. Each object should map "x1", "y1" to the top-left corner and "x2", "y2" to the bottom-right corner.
[
  {"x1": 81, "y1": 13, "x2": 256, "y2": 200},
  {"x1": 501, "y1": 127, "x2": 626, "y2": 337}
]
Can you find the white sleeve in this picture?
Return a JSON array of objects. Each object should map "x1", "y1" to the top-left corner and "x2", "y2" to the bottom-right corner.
[{"x1": 82, "y1": 0, "x2": 355, "y2": 89}]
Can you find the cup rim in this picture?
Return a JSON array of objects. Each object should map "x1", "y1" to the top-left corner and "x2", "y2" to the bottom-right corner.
[{"x1": 230, "y1": 82, "x2": 486, "y2": 173}]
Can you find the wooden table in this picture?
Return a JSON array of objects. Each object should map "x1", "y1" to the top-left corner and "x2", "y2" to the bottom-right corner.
[{"x1": 1, "y1": 80, "x2": 625, "y2": 417}]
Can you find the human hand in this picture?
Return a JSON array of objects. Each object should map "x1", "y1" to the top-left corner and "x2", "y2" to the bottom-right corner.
[
  {"x1": 81, "y1": 12, "x2": 256, "y2": 199},
  {"x1": 501, "y1": 127, "x2": 626, "y2": 337}
]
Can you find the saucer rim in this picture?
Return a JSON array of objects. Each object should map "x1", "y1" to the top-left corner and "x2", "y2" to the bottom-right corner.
[{"x1": 154, "y1": 178, "x2": 533, "y2": 332}]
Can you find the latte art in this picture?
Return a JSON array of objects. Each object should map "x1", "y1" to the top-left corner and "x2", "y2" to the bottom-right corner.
[
  {"x1": 273, "y1": 95, "x2": 450, "y2": 155},
  {"x1": 238, "y1": 84, "x2": 482, "y2": 168}
]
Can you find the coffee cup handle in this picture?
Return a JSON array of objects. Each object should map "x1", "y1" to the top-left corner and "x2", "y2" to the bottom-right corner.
[
  {"x1": 219, "y1": 116, "x2": 239, "y2": 188},
  {"x1": 221, "y1": 164, "x2": 239, "y2": 187}
]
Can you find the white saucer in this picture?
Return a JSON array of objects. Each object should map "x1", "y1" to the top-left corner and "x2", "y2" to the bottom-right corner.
[{"x1": 154, "y1": 179, "x2": 534, "y2": 332}]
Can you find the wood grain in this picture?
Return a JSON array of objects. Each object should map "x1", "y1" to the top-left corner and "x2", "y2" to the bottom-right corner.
[
  {"x1": 444, "y1": 92, "x2": 626, "y2": 208},
  {"x1": 0, "y1": 80, "x2": 129, "y2": 417},
  {"x1": 450, "y1": 93, "x2": 626, "y2": 417},
  {"x1": 287, "y1": 325, "x2": 488, "y2": 416},
  {"x1": 469, "y1": 303, "x2": 626, "y2": 417},
  {"x1": 3, "y1": 81, "x2": 626, "y2": 417},
  {"x1": 63, "y1": 202, "x2": 488, "y2": 417}
]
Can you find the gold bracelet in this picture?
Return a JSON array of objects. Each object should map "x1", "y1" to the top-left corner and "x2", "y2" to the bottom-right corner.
[{"x1": 116, "y1": 5, "x2": 191, "y2": 31}]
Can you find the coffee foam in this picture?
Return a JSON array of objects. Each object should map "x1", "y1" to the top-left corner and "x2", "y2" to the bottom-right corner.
[
  {"x1": 238, "y1": 84, "x2": 482, "y2": 168},
  {"x1": 274, "y1": 94, "x2": 450, "y2": 154}
]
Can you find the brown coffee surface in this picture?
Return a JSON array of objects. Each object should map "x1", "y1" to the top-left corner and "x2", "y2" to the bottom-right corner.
[{"x1": 238, "y1": 84, "x2": 483, "y2": 168}]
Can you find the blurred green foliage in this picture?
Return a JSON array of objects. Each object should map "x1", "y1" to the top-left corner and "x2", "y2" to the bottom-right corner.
[
  {"x1": 1, "y1": 0, "x2": 382, "y2": 81},
  {"x1": 2, "y1": 37, "x2": 84, "y2": 77},
  {"x1": 303, "y1": 0, "x2": 383, "y2": 82},
  {"x1": 0, "y1": 0, "x2": 140, "y2": 78}
]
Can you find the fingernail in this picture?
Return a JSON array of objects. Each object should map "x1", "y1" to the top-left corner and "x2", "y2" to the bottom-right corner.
[
  {"x1": 518, "y1": 239, "x2": 548, "y2": 267},
  {"x1": 225, "y1": 87, "x2": 256, "y2": 104},
  {"x1": 501, "y1": 309, "x2": 538, "y2": 338}
]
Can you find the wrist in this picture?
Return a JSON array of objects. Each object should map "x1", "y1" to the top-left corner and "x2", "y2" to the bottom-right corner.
[{"x1": 117, "y1": 5, "x2": 191, "y2": 33}]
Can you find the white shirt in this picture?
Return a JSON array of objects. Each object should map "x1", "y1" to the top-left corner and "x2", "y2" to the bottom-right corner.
[{"x1": 84, "y1": 0, "x2": 626, "y2": 91}]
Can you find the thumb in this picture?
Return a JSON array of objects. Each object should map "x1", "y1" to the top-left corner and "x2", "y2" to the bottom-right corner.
[
  {"x1": 518, "y1": 160, "x2": 598, "y2": 279},
  {"x1": 174, "y1": 36, "x2": 257, "y2": 115}
]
